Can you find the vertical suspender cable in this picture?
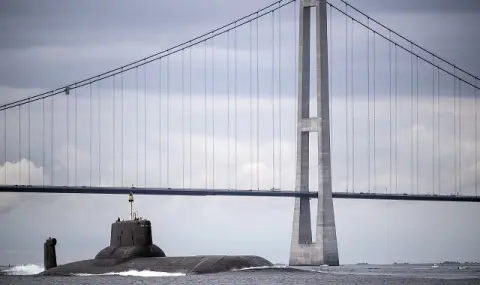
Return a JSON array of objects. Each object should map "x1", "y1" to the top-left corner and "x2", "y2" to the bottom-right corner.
[
  {"x1": 351, "y1": 18, "x2": 355, "y2": 192},
  {"x1": 389, "y1": 33, "x2": 392, "y2": 194},
  {"x1": 453, "y1": 70, "x2": 457, "y2": 194},
  {"x1": 250, "y1": 21, "x2": 253, "y2": 190},
  {"x1": 136, "y1": 67, "x2": 139, "y2": 186},
  {"x1": 18, "y1": 107, "x2": 21, "y2": 182},
  {"x1": 475, "y1": 78, "x2": 478, "y2": 197},
  {"x1": 437, "y1": 67, "x2": 441, "y2": 194},
  {"x1": 75, "y1": 87, "x2": 78, "y2": 186},
  {"x1": 227, "y1": 31, "x2": 231, "y2": 189},
  {"x1": 113, "y1": 75, "x2": 116, "y2": 187},
  {"x1": 293, "y1": 1, "x2": 297, "y2": 191},
  {"x1": 19, "y1": 105, "x2": 22, "y2": 183},
  {"x1": 167, "y1": 56, "x2": 170, "y2": 187},
  {"x1": 66, "y1": 91, "x2": 68, "y2": 186},
  {"x1": 182, "y1": 49, "x2": 185, "y2": 188},
  {"x1": 272, "y1": 10, "x2": 276, "y2": 189},
  {"x1": 234, "y1": 23, "x2": 238, "y2": 189},
  {"x1": 373, "y1": 32, "x2": 376, "y2": 193},
  {"x1": 145, "y1": 65, "x2": 148, "y2": 187},
  {"x1": 410, "y1": 46, "x2": 414, "y2": 195},
  {"x1": 395, "y1": 44, "x2": 398, "y2": 194},
  {"x1": 19, "y1": 106, "x2": 21, "y2": 182},
  {"x1": 160, "y1": 56, "x2": 167, "y2": 185},
  {"x1": 476, "y1": 78, "x2": 478, "y2": 197},
  {"x1": 28, "y1": 92, "x2": 31, "y2": 184},
  {"x1": 212, "y1": 37, "x2": 216, "y2": 189},
  {"x1": 204, "y1": 40, "x2": 208, "y2": 189},
  {"x1": 256, "y1": 14, "x2": 260, "y2": 190},
  {"x1": 52, "y1": 95, "x2": 55, "y2": 185},
  {"x1": 416, "y1": 56, "x2": 419, "y2": 194},
  {"x1": 459, "y1": 80, "x2": 462, "y2": 194},
  {"x1": 278, "y1": 2, "x2": 282, "y2": 190},
  {"x1": 189, "y1": 47, "x2": 193, "y2": 188},
  {"x1": 367, "y1": 18, "x2": 370, "y2": 192},
  {"x1": 432, "y1": 57, "x2": 435, "y2": 195},
  {"x1": 345, "y1": 5, "x2": 349, "y2": 192},
  {"x1": 4, "y1": 109, "x2": 6, "y2": 184},
  {"x1": 121, "y1": 70, "x2": 124, "y2": 187},
  {"x1": 42, "y1": 97, "x2": 45, "y2": 186},
  {"x1": 98, "y1": 81, "x2": 102, "y2": 186},
  {"x1": 89, "y1": 84, "x2": 92, "y2": 186}
]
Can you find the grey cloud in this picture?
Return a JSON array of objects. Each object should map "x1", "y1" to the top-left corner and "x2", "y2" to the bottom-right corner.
[
  {"x1": 0, "y1": 0, "x2": 480, "y2": 267},
  {"x1": 1, "y1": 0, "x2": 479, "y2": 92},
  {"x1": 0, "y1": 192, "x2": 479, "y2": 265},
  {"x1": 335, "y1": 0, "x2": 480, "y2": 14},
  {"x1": 1, "y1": 92, "x2": 478, "y2": 193},
  {"x1": 0, "y1": 0, "x2": 278, "y2": 50}
]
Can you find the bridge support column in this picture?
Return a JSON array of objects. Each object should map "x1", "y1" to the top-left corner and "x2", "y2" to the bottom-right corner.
[{"x1": 289, "y1": 0, "x2": 339, "y2": 266}]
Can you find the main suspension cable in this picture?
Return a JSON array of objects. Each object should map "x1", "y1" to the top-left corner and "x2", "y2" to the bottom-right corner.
[
  {"x1": 326, "y1": 3, "x2": 479, "y2": 92},
  {"x1": 335, "y1": 0, "x2": 479, "y2": 83},
  {"x1": 1, "y1": 0, "x2": 294, "y2": 112}
]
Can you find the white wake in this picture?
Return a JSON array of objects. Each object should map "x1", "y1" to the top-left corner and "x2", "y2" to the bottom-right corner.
[
  {"x1": 76, "y1": 270, "x2": 185, "y2": 277},
  {"x1": 1, "y1": 264, "x2": 44, "y2": 275}
]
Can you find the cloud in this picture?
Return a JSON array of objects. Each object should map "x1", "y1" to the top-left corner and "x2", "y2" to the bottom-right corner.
[
  {"x1": 1, "y1": 91, "x2": 479, "y2": 265},
  {"x1": 0, "y1": 159, "x2": 49, "y2": 213},
  {"x1": 0, "y1": 0, "x2": 479, "y2": 266}
]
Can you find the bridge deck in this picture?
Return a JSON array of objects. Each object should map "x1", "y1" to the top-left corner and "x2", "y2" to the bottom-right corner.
[{"x1": 0, "y1": 186, "x2": 478, "y2": 202}]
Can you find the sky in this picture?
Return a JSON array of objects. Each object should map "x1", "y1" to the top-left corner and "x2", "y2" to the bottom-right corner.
[{"x1": 0, "y1": 0, "x2": 479, "y2": 266}]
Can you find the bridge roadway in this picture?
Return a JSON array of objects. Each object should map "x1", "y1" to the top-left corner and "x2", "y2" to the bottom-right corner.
[{"x1": 0, "y1": 185, "x2": 478, "y2": 202}]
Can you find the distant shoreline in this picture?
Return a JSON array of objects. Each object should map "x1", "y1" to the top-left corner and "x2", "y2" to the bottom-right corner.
[{"x1": 353, "y1": 262, "x2": 480, "y2": 266}]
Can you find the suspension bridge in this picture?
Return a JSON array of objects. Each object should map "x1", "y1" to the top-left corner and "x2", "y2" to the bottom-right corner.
[{"x1": 0, "y1": 0, "x2": 479, "y2": 266}]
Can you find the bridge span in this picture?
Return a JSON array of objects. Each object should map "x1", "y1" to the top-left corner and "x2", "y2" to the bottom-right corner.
[{"x1": 1, "y1": 185, "x2": 478, "y2": 202}]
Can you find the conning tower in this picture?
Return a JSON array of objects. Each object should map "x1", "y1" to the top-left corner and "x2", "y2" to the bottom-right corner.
[{"x1": 93, "y1": 193, "x2": 166, "y2": 266}]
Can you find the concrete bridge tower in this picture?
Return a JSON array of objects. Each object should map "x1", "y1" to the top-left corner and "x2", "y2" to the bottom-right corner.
[{"x1": 289, "y1": 0, "x2": 339, "y2": 266}]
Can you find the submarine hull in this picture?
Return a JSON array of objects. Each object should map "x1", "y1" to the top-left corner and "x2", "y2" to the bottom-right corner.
[
  {"x1": 39, "y1": 255, "x2": 273, "y2": 275},
  {"x1": 40, "y1": 204, "x2": 273, "y2": 276}
]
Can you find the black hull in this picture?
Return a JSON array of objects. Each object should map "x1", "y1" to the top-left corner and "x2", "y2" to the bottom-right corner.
[{"x1": 39, "y1": 255, "x2": 272, "y2": 275}]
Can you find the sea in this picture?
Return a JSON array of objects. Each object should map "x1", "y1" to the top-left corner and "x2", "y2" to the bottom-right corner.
[{"x1": 1, "y1": 263, "x2": 479, "y2": 284}]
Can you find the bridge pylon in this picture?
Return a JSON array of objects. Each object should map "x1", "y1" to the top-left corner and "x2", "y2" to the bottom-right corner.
[{"x1": 289, "y1": 0, "x2": 339, "y2": 266}]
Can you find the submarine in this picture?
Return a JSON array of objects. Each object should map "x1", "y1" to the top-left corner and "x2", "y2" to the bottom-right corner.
[{"x1": 39, "y1": 193, "x2": 272, "y2": 276}]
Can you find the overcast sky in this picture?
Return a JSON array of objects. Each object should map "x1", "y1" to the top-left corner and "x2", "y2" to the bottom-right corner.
[{"x1": 0, "y1": 0, "x2": 479, "y2": 266}]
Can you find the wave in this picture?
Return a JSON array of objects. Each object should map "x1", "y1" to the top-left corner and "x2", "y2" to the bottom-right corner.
[
  {"x1": 1, "y1": 264, "x2": 44, "y2": 275},
  {"x1": 1, "y1": 264, "x2": 184, "y2": 277},
  {"x1": 75, "y1": 270, "x2": 185, "y2": 277},
  {"x1": 233, "y1": 264, "x2": 315, "y2": 273}
]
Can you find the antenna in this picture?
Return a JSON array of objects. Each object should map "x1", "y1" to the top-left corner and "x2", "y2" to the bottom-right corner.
[{"x1": 128, "y1": 192, "x2": 134, "y2": 220}]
